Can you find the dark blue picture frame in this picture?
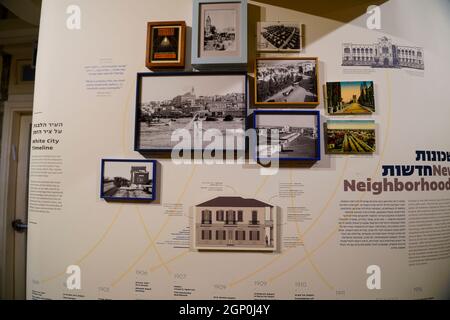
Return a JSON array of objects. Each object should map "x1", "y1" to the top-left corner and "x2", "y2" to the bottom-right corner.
[
  {"x1": 134, "y1": 71, "x2": 248, "y2": 153},
  {"x1": 252, "y1": 110, "x2": 321, "y2": 162},
  {"x1": 100, "y1": 159, "x2": 157, "y2": 202}
]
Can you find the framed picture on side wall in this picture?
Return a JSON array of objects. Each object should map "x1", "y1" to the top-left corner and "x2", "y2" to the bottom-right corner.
[
  {"x1": 146, "y1": 21, "x2": 186, "y2": 69},
  {"x1": 192, "y1": 0, "x2": 248, "y2": 70},
  {"x1": 101, "y1": 159, "x2": 157, "y2": 201},
  {"x1": 255, "y1": 57, "x2": 319, "y2": 106}
]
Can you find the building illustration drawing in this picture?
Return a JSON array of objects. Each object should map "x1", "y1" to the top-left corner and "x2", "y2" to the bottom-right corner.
[
  {"x1": 194, "y1": 197, "x2": 276, "y2": 251},
  {"x1": 342, "y1": 36, "x2": 424, "y2": 70}
]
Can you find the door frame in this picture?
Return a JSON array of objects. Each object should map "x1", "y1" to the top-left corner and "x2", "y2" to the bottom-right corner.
[{"x1": 0, "y1": 94, "x2": 33, "y2": 299}]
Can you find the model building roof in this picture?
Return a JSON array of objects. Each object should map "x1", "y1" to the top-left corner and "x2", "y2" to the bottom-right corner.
[{"x1": 197, "y1": 197, "x2": 273, "y2": 208}]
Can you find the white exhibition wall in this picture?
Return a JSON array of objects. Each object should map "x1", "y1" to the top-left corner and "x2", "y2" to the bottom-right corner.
[{"x1": 27, "y1": 0, "x2": 450, "y2": 299}]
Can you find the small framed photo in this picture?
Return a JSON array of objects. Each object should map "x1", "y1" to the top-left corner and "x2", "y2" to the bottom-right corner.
[
  {"x1": 135, "y1": 72, "x2": 248, "y2": 152},
  {"x1": 325, "y1": 120, "x2": 376, "y2": 154},
  {"x1": 192, "y1": 0, "x2": 247, "y2": 69},
  {"x1": 253, "y1": 110, "x2": 321, "y2": 161},
  {"x1": 326, "y1": 81, "x2": 375, "y2": 115},
  {"x1": 257, "y1": 21, "x2": 302, "y2": 52},
  {"x1": 146, "y1": 21, "x2": 186, "y2": 69},
  {"x1": 101, "y1": 159, "x2": 157, "y2": 201},
  {"x1": 255, "y1": 57, "x2": 319, "y2": 105}
]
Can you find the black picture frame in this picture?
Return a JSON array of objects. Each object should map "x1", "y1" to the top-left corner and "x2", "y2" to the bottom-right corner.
[{"x1": 134, "y1": 71, "x2": 248, "y2": 153}]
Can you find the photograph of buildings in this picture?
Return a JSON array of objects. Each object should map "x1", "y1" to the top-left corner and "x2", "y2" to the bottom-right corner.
[
  {"x1": 203, "y1": 6, "x2": 237, "y2": 52},
  {"x1": 326, "y1": 120, "x2": 376, "y2": 154},
  {"x1": 257, "y1": 21, "x2": 301, "y2": 52},
  {"x1": 342, "y1": 36, "x2": 424, "y2": 70},
  {"x1": 136, "y1": 73, "x2": 246, "y2": 151},
  {"x1": 326, "y1": 81, "x2": 375, "y2": 115},
  {"x1": 254, "y1": 111, "x2": 320, "y2": 160},
  {"x1": 256, "y1": 58, "x2": 318, "y2": 104},
  {"x1": 194, "y1": 196, "x2": 276, "y2": 251},
  {"x1": 101, "y1": 160, "x2": 156, "y2": 201}
]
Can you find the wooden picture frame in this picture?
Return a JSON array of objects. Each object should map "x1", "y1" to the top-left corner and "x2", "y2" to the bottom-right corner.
[
  {"x1": 254, "y1": 57, "x2": 320, "y2": 106},
  {"x1": 146, "y1": 21, "x2": 186, "y2": 69}
]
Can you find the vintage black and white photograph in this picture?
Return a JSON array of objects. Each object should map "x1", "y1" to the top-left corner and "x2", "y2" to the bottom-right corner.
[
  {"x1": 101, "y1": 160, "x2": 156, "y2": 201},
  {"x1": 254, "y1": 110, "x2": 321, "y2": 161},
  {"x1": 135, "y1": 72, "x2": 247, "y2": 152},
  {"x1": 255, "y1": 58, "x2": 319, "y2": 105},
  {"x1": 200, "y1": 2, "x2": 241, "y2": 57},
  {"x1": 257, "y1": 21, "x2": 301, "y2": 52}
]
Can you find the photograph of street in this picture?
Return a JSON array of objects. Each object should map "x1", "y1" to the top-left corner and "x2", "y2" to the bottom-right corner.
[
  {"x1": 202, "y1": 5, "x2": 238, "y2": 53},
  {"x1": 136, "y1": 74, "x2": 246, "y2": 150},
  {"x1": 255, "y1": 112, "x2": 319, "y2": 160},
  {"x1": 256, "y1": 58, "x2": 318, "y2": 104},
  {"x1": 326, "y1": 81, "x2": 375, "y2": 115},
  {"x1": 326, "y1": 120, "x2": 376, "y2": 154},
  {"x1": 101, "y1": 160, "x2": 155, "y2": 200},
  {"x1": 257, "y1": 21, "x2": 301, "y2": 51}
]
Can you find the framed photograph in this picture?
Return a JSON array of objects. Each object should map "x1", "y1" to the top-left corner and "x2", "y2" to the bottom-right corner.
[
  {"x1": 100, "y1": 159, "x2": 157, "y2": 201},
  {"x1": 253, "y1": 110, "x2": 321, "y2": 161},
  {"x1": 326, "y1": 81, "x2": 375, "y2": 115},
  {"x1": 135, "y1": 72, "x2": 248, "y2": 152},
  {"x1": 257, "y1": 21, "x2": 302, "y2": 52},
  {"x1": 255, "y1": 57, "x2": 319, "y2": 105},
  {"x1": 146, "y1": 21, "x2": 186, "y2": 69},
  {"x1": 192, "y1": 0, "x2": 247, "y2": 69},
  {"x1": 194, "y1": 196, "x2": 277, "y2": 252},
  {"x1": 326, "y1": 120, "x2": 376, "y2": 154}
]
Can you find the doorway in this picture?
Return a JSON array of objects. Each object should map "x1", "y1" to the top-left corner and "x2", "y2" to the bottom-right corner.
[{"x1": 0, "y1": 96, "x2": 33, "y2": 300}]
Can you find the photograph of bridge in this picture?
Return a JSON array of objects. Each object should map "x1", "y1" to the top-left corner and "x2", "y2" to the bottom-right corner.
[
  {"x1": 326, "y1": 120, "x2": 376, "y2": 154},
  {"x1": 254, "y1": 110, "x2": 320, "y2": 160},
  {"x1": 257, "y1": 21, "x2": 301, "y2": 52},
  {"x1": 326, "y1": 81, "x2": 375, "y2": 115},
  {"x1": 101, "y1": 160, "x2": 156, "y2": 201},
  {"x1": 135, "y1": 73, "x2": 247, "y2": 151}
]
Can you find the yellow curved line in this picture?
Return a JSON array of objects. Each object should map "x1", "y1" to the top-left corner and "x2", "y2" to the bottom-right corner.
[
  {"x1": 268, "y1": 70, "x2": 393, "y2": 283},
  {"x1": 228, "y1": 159, "x2": 349, "y2": 288},
  {"x1": 253, "y1": 175, "x2": 271, "y2": 197},
  {"x1": 136, "y1": 207, "x2": 171, "y2": 274},
  {"x1": 41, "y1": 205, "x2": 123, "y2": 283},
  {"x1": 288, "y1": 170, "x2": 334, "y2": 290},
  {"x1": 150, "y1": 250, "x2": 191, "y2": 272}
]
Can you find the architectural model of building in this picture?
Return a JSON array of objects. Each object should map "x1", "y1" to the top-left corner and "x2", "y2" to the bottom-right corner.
[
  {"x1": 194, "y1": 196, "x2": 276, "y2": 251},
  {"x1": 342, "y1": 36, "x2": 424, "y2": 70}
]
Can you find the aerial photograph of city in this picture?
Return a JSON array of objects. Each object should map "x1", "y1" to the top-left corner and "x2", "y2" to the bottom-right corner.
[
  {"x1": 101, "y1": 160, "x2": 155, "y2": 200},
  {"x1": 257, "y1": 21, "x2": 301, "y2": 51},
  {"x1": 326, "y1": 120, "x2": 376, "y2": 154},
  {"x1": 202, "y1": 6, "x2": 238, "y2": 53},
  {"x1": 326, "y1": 81, "x2": 375, "y2": 115},
  {"x1": 255, "y1": 112, "x2": 319, "y2": 160},
  {"x1": 136, "y1": 74, "x2": 247, "y2": 150},
  {"x1": 256, "y1": 58, "x2": 318, "y2": 104}
]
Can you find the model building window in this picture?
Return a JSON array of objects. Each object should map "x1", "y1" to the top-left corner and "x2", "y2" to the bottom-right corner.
[
  {"x1": 202, "y1": 210, "x2": 212, "y2": 224},
  {"x1": 251, "y1": 211, "x2": 258, "y2": 225},
  {"x1": 226, "y1": 210, "x2": 236, "y2": 224},
  {"x1": 235, "y1": 230, "x2": 246, "y2": 241},
  {"x1": 216, "y1": 230, "x2": 226, "y2": 240},
  {"x1": 237, "y1": 210, "x2": 243, "y2": 222},
  {"x1": 250, "y1": 231, "x2": 260, "y2": 241},
  {"x1": 216, "y1": 210, "x2": 224, "y2": 221},
  {"x1": 202, "y1": 230, "x2": 212, "y2": 240}
]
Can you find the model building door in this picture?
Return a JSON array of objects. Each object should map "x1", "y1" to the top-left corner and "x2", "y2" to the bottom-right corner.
[{"x1": 228, "y1": 230, "x2": 233, "y2": 246}]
